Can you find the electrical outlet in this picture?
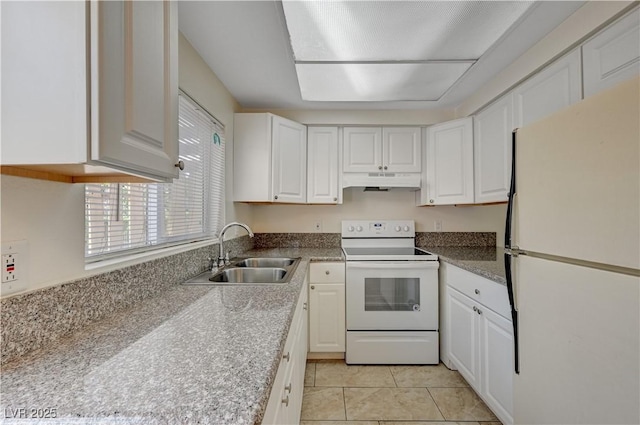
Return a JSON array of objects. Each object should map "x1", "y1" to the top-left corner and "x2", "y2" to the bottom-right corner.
[
  {"x1": 3, "y1": 254, "x2": 18, "y2": 282},
  {"x1": 314, "y1": 221, "x2": 322, "y2": 232},
  {"x1": 1, "y1": 240, "x2": 28, "y2": 296},
  {"x1": 434, "y1": 220, "x2": 443, "y2": 232}
]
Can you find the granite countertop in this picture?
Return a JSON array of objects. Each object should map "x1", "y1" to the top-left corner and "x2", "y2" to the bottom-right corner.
[
  {"x1": 0, "y1": 248, "x2": 344, "y2": 425},
  {"x1": 422, "y1": 246, "x2": 507, "y2": 285}
]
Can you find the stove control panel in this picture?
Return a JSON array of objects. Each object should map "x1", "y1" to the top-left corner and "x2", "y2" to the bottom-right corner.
[{"x1": 342, "y1": 220, "x2": 415, "y2": 237}]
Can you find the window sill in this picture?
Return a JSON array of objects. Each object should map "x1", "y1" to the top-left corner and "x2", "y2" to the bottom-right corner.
[{"x1": 85, "y1": 239, "x2": 218, "y2": 273}]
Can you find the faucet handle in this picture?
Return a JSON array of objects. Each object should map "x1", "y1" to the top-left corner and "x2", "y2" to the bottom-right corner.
[{"x1": 224, "y1": 251, "x2": 231, "y2": 265}]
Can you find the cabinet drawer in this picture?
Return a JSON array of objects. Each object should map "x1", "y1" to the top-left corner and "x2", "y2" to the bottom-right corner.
[
  {"x1": 444, "y1": 263, "x2": 511, "y2": 319},
  {"x1": 309, "y1": 262, "x2": 345, "y2": 283}
]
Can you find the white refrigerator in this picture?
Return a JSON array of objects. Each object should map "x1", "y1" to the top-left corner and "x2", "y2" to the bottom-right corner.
[{"x1": 505, "y1": 76, "x2": 639, "y2": 424}]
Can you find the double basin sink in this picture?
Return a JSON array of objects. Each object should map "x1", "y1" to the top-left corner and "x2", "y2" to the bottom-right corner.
[{"x1": 183, "y1": 257, "x2": 301, "y2": 285}]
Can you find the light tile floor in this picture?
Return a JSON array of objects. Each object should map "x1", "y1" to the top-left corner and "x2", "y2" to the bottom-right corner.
[{"x1": 301, "y1": 360, "x2": 501, "y2": 425}]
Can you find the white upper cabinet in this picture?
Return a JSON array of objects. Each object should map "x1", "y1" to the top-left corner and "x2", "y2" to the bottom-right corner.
[
  {"x1": 90, "y1": 1, "x2": 179, "y2": 181},
  {"x1": 343, "y1": 127, "x2": 382, "y2": 172},
  {"x1": 307, "y1": 127, "x2": 341, "y2": 204},
  {"x1": 418, "y1": 118, "x2": 474, "y2": 206},
  {"x1": 473, "y1": 94, "x2": 514, "y2": 204},
  {"x1": 234, "y1": 113, "x2": 307, "y2": 204},
  {"x1": 382, "y1": 127, "x2": 422, "y2": 172},
  {"x1": 343, "y1": 127, "x2": 421, "y2": 173},
  {"x1": 513, "y1": 49, "x2": 582, "y2": 128},
  {"x1": 1, "y1": 1, "x2": 179, "y2": 182},
  {"x1": 582, "y1": 8, "x2": 640, "y2": 98},
  {"x1": 272, "y1": 115, "x2": 308, "y2": 203}
]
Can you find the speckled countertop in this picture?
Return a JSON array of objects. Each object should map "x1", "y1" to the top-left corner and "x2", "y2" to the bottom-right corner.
[
  {"x1": 0, "y1": 248, "x2": 344, "y2": 425},
  {"x1": 422, "y1": 246, "x2": 507, "y2": 285}
]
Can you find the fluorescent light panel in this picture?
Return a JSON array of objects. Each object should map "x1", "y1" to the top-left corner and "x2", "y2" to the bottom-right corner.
[
  {"x1": 296, "y1": 62, "x2": 473, "y2": 101},
  {"x1": 282, "y1": 1, "x2": 534, "y2": 102}
]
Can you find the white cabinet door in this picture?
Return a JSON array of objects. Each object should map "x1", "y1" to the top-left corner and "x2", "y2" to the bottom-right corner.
[
  {"x1": 309, "y1": 283, "x2": 346, "y2": 352},
  {"x1": 1, "y1": 1, "x2": 88, "y2": 165},
  {"x1": 262, "y1": 282, "x2": 308, "y2": 425},
  {"x1": 513, "y1": 49, "x2": 582, "y2": 128},
  {"x1": 272, "y1": 115, "x2": 307, "y2": 203},
  {"x1": 447, "y1": 287, "x2": 480, "y2": 390},
  {"x1": 582, "y1": 8, "x2": 640, "y2": 98},
  {"x1": 91, "y1": 0, "x2": 179, "y2": 181},
  {"x1": 1, "y1": 1, "x2": 178, "y2": 182},
  {"x1": 343, "y1": 127, "x2": 382, "y2": 172},
  {"x1": 421, "y1": 117, "x2": 474, "y2": 205},
  {"x1": 474, "y1": 94, "x2": 514, "y2": 204},
  {"x1": 383, "y1": 127, "x2": 422, "y2": 172},
  {"x1": 308, "y1": 127, "x2": 340, "y2": 204},
  {"x1": 480, "y1": 305, "x2": 514, "y2": 425},
  {"x1": 234, "y1": 113, "x2": 307, "y2": 204}
]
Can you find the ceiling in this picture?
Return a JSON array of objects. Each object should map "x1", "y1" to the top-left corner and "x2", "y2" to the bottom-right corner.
[{"x1": 178, "y1": 1, "x2": 585, "y2": 111}]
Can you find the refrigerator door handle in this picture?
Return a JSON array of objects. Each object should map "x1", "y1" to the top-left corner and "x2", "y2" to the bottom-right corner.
[
  {"x1": 505, "y1": 129, "x2": 520, "y2": 374},
  {"x1": 505, "y1": 252, "x2": 520, "y2": 374},
  {"x1": 504, "y1": 129, "x2": 518, "y2": 249}
]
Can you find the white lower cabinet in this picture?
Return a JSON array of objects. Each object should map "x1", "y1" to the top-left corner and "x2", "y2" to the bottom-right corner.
[
  {"x1": 262, "y1": 281, "x2": 308, "y2": 424},
  {"x1": 307, "y1": 127, "x2": 341, "y2": 204},
  {"x1": 308, "y1": 263, "x2": 346, "y2": 353},
  {"x1": 441, "y1": 262, "x2": 514, "y2": 425}
]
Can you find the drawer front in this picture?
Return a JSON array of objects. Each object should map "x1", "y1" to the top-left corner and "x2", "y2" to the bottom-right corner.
[
  {"x1": 310, "y1": 262, "x2": 345, "y2": 283},
  {"x1": 444, "y1": 263, "x2": 511, "y2": 319}
]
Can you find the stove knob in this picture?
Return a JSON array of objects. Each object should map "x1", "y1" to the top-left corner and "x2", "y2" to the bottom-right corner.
[
  {"x1": 403, "y1": 225, "x2": 410, "y2": 232},
  {"x1": 395, "y1": 226, "x2": 401, "y2": 232},
  {"x1": 347, "y1": 225, "x2": 354, "y2": 232},
  {"x1": 356, "y1": 225, "x2": 363, "y2": 232}
]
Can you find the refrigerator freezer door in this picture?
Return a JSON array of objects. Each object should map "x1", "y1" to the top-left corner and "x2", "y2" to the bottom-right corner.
[
  {"x1": 514, "y1": 77, "x2": 639, "y2": 270},
  {"x1": 514, "y1": 255, "x2": 639, "y2": 424}
]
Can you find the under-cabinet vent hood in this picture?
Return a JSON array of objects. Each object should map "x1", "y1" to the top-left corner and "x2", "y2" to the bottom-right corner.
[{"x1": 342, "y1": 173, "x2": 421, "y2": 190}]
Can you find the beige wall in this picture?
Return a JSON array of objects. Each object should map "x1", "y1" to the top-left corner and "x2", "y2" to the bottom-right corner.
[
  {"x1": 251, "y1": 189, "x2": 507, "y2": 244},
  {"x1": 0, "y1": 33, "x2": 246, "y2": 295},
  {"x1": 178, "y1": 33, "x2": 252, "y2": 236}
]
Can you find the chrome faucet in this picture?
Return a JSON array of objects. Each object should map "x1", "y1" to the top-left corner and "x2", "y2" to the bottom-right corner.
[{"x1": 217, "y1": 222, "x2": 254, "y2": 268}]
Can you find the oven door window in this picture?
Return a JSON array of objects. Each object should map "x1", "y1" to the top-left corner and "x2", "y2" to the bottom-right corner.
[{"x1": 364, "y1": 277, "x2": 420, "y2": 311}]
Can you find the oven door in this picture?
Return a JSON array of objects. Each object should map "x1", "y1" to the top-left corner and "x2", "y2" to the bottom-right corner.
[{"x1": 346, "y1": 261, "x2": 439, "y2": 331}]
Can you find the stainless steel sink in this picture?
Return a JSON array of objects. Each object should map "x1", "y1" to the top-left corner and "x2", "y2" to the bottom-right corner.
[
  {"x1": 209, "y1": 267, "x2": 287, "y2": 283},
  {"x1": 234, "y1": 257, "x2": 296, "y2": 268},
  {"x1": 182, "y1": 257, "x2": 301, "y2": 286}
]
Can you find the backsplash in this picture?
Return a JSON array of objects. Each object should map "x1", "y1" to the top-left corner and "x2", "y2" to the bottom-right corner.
[
  {"x1": 254, "y1": 232, "x2": 496, "y2": 249},
  {"x1": 415, "y1": 231, "x2": 496, "y2": 247},
  {"x1": 0, "y1": 236, "x2": 253, "y2": 365},
  {"x1": 253, "y1": 233, "x2": 341, "y2": 249}
]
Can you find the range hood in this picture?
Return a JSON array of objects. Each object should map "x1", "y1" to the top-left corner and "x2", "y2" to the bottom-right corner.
[{"x1": 342, "y1": 172, "x2": 421, "y2": 191}]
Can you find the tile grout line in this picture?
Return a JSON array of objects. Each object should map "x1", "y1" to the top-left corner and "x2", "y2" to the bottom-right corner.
[
  {"x1": 342, "y1": 386, "x2": 347, "y2": 421},
  {"x1": 389, "y1": 365, "x2": 399, "y2": 388},
  {"x1": 426, "y1": 386, "x2": 450, "y2": 422}
]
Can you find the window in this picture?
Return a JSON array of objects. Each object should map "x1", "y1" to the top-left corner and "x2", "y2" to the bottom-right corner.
[{"x1": 85, "y1": 93, "x2": 225, "y2": 260}]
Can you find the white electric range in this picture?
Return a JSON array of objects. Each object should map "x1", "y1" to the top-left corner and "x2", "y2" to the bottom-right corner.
[{"x1": 342, "y1": 220, "x2": 440, "y2": 364}]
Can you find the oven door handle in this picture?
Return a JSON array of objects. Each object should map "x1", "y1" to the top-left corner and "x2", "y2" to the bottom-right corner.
[{"x1": 346, "y1": 261, "x2": 439, "y2": 270}]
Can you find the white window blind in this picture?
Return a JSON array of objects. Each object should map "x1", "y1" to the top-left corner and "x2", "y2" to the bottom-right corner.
[{"x1": 85, "y1": 93, "x2": 225, "y2": 260}]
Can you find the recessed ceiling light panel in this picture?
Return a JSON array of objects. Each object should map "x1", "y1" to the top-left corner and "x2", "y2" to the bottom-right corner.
[
  {"x1": 296, "y1": 62, "x2": 474, "y2": 101},
  {"x1": 283, "y1": 1, "x2": 535, "y2": 61}
]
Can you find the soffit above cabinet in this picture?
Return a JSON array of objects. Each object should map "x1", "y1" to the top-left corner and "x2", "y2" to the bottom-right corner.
[{"x1": 178, "y1": 1, "x2": 585, "y2": 110}]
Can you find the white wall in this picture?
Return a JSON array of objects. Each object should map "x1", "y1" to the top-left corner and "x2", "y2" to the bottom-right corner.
[
  {"x1": 0, "y1": 33, "x2": 246, "y2": 295},
  {"x1": 251, "y1": 189, "x2": 507, "y2": 244}
]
